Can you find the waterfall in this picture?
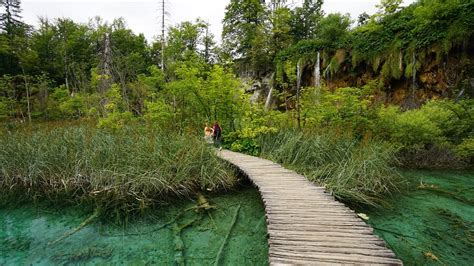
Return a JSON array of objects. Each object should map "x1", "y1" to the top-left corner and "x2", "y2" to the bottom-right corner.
[
  {"x1": 314, "y1": 51, "x2": 321, "y2": 88},
  {"x1": 264, "y1": 87, "x2": 273, "y2": 110},
  {"x1": 265, "y1": 73, "x2": 275, "y2": 111},
  {"x1": 411, "y1": 52, "x2": 417, "y2": 105}
]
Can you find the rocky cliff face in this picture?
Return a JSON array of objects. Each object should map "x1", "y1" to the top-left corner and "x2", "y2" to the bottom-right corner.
[{"x1": 297, "y1": 46, "x2": 474, "y2": 108}]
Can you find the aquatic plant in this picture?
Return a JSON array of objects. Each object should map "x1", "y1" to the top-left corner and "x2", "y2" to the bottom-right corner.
[
  {"x1": 0, "y1": 123, "x2": 237, "y2": 218},
  {"x1": 259, "y1": 130, "x2": 405, "y2": 207}
]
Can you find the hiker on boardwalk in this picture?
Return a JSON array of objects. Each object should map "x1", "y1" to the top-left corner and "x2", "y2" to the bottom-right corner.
[
  {"x1": 212, "y1": 121, "x2": 222, "y2": 147},
  {"x1": 204, "y1": 123, "x2": 213, "y2": 144}
]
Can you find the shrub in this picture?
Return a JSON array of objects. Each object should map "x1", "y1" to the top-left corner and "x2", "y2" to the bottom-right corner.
[
  {"x1": 226, "y1": 126, "x2": 277, "y2": 156},
  {"x1": 0, "y1": 97, "x2": 15, "y2": 121},
  {"x1": 301, "y1": 87, "x2": 377, "y2": 135},
  {"x1": 456, "y1": 137, "x2": 474, "y2": 163},
  {"x1": 375, "y1": 100, "x2": 473, "y2": 168},
  {"x1": 143, "y1": 100, "x2": 173, "y2": 127},
  {"x1": 420, "y1": 99, "x2": 473, "y2": 144}
]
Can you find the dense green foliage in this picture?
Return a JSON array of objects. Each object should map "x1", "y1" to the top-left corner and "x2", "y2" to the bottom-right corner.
[
  {"x1": 276, "y1": 0, "x2": 474, "y2": 82},
  {"x1": 0, "y1": 123, "x2": 237, "y2": 217},
  {"x1": 226, "y1": 84, "x2": 473, "y2": 168}
]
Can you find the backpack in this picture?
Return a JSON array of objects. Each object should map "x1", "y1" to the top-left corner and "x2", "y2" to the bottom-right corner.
[{"x1": 214, "y1": 125, "x2": 221, "y2": 138}]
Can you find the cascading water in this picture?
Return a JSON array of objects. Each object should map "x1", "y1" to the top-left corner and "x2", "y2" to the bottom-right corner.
[
  {"x1": 314, "y1": 52, "x2": 322, "y2": 104},
  {"x1": 314, "y1": 51, "x2": 321, "y2": 88},
  {"x1": 265, "y1": 73, "x2": 274, "y2": 111},
  {"x1": 411, "y1": 52, "x2": 417, "y2": 106}
]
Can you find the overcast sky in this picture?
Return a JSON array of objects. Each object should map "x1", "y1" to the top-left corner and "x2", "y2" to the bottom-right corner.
[{"x1": 22, "y1": 0, "x2": 415, "y2": 43}]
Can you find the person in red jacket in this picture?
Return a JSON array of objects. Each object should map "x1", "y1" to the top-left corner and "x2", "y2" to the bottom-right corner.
[{"x1": 212, "y1": 121, "x2": 222, "y2": 147}]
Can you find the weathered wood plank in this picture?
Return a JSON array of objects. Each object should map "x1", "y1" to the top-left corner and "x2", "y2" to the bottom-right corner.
[{"x1": 268, "y1": 250, "x2": 402, "y2": 265}]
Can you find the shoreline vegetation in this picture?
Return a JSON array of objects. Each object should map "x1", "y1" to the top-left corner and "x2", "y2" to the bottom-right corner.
[
  {"x1": 0, "y1": 122, "x2": 238, "y2": 220},
  {"x1": 1, "y1": 113, "x2": 472, "y2": 216},
  {"x1": 258, "y1": 130, "x2": 406, "y2": 207}
]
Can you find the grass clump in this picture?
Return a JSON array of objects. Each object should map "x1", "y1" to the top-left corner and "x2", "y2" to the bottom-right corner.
[
  {"x1": 0, "y1": 123, "x2": 236, "y2": 218},
  {"x1": 259, "y1": 130, "x2": 406, "y2": 207}
]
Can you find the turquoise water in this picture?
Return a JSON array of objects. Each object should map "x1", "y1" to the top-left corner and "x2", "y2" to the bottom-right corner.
[
  {"x1": 362, "y1": 170, "x2": 474, "y2": 265},
  {"x1": 3, "y1": 169, "x2": 472, "y2": 265},
  {"x1": 0, "y1": 184, "x2": 269, "y2": 265}
]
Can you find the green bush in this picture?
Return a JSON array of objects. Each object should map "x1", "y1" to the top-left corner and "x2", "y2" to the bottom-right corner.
[
  {"x1": 373, "y1": 99, "x2": 473, "y2": 168},
  {"x1": 226, "y1": 126, "x2": 277, "y2": 156},
  {"x1": 456, "y1": 137, "x2": 474, "y2": 161},
  {"x1": 143, "y1": 100, "x2": 173, "y2": 127},
  {"x1": 301, "y1": 87, "x2": 377, "y2": 136},
  {"x1": 376, "y1": 105, "x2": 445, "y2": 148},
  {"x1": 0, "y1": 97, "x2": 15, "y2": 121}
]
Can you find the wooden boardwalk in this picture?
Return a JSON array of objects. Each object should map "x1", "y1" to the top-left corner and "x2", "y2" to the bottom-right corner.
[{"x1": 217, "y1": 149, "x2": 402, "y2": 265}]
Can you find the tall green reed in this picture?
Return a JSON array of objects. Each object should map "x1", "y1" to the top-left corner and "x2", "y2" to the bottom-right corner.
[
  {"x1": 0, "y1": 123, "x2": 237, "y2": 217},
  {"x1": 259, "y1": 130, "x2": 406, "y2": 207}
]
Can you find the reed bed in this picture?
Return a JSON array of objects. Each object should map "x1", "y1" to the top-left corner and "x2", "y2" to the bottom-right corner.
[
  {"x1": 0, "y1": 123, "x2": 237, "y2": 217},
  {"x1": 259, "y1": 130, "x2": 406, "y2": 207}
]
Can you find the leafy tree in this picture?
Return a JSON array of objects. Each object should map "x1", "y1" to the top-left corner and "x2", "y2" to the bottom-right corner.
[
  {"x1": 55, "y1": 18, "x2": 94, "y2": 92},
  {"x1": 0, "y1": 0, "x2": 28, "y2": 76},
  {"x1": 0, "y1": 0, "x2": 22, "y2": 36},
  {"x1": 166, "y1": 20, "x2": 206, "y2": 62},
  {"x1": 222, "y1": 0, "x2": 266, "y2": 61},
  {"x1": 270, "y1": 6, "x2": 293, "y2": 56},
  {"x1": 376, "y1": 0, "x2": 403, "y2": 15},
  {"x1": 315, "y1": 13, "x2": 351, "y2": 47},
  {"x1": 162, "y1": 19, "x2": 218, "y2": 78},
  {"x1": 290, "y1": 0, "x2": 324, "y2": 41}
]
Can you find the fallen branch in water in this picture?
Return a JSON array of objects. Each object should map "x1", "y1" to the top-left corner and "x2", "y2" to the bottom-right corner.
[
  {"x1": 173, "y1": 215, "x2": 202, "y2": 266},
  {"x1": 214, "y1": 204, "x2": 241, "y2": 266},
  {"x1": 101, "y1": 194, "x2": 215, "y2": 237},
  {"x1": 49, "y1": 209, "x2": 100, "y2": 246}
]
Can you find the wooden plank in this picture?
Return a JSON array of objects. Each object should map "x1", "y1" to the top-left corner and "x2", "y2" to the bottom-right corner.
[
  {"x1": 267, "y1": 230, "x2": 383, "y2": 240},
  {"x1": 267, "y1": 225, "x2": 373, "y2": 234},
  {"x1": 269, "y1": 250, "x2": 402, "y2": 265},
  {"x1": 268, "y1": 239, "x2": 386, "y2": 250},
  {"x1": 271, "y1": 246, "x2": 397, "y2": 258},
  {"x1": 266, "y1": 220, "x2": 368, "y2": 227}
]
